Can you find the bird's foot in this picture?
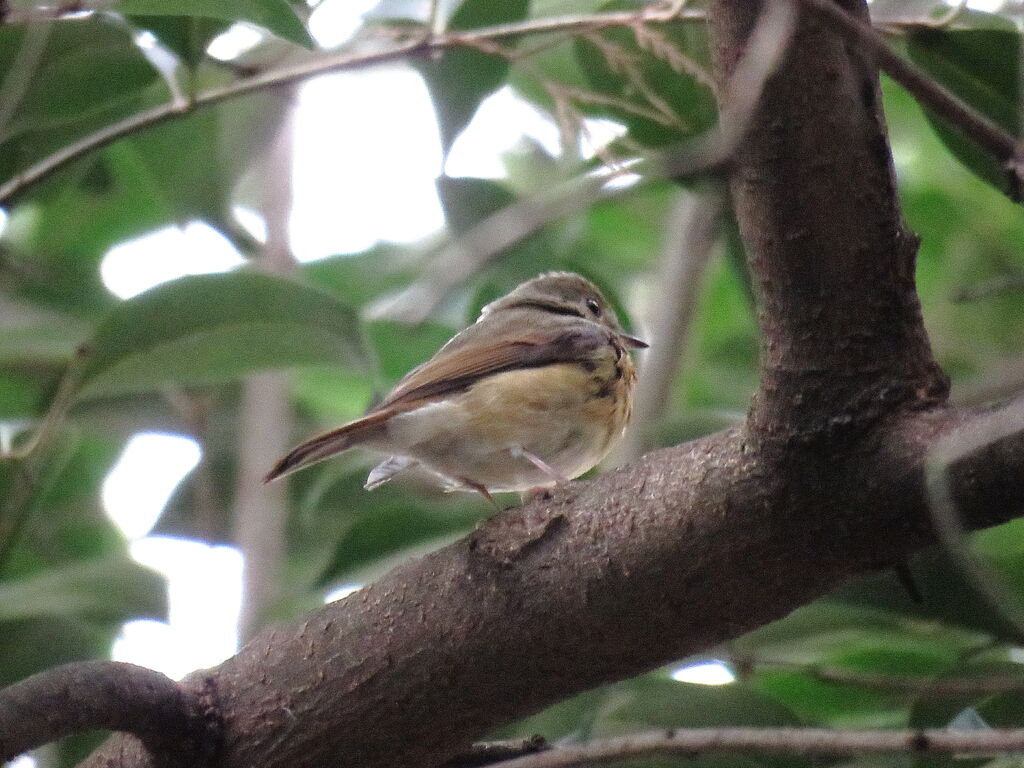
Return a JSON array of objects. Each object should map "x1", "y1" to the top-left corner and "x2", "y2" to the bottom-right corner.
[{"x1": 510, "y1": 447, "x2": 570, "y2": 486}]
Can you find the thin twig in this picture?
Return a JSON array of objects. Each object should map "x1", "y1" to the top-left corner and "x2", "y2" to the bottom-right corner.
[
  {"x1": 234, "y1": 105, "x2": 296, "y2": 641},
  {"x1": 0, "y1": 5, "x2": 705, "y2": 204},
  {"x1": 0, "y1": 1, "x2": 118, "y2": 24},
  {"x1": 0, "y1": 22, "x2": 52, "y2": 141},
  {"x1": 950, "y1": 271, "x2": 1024, "y2": 303},
  {"x1": 489, "y1": 727, "x2": 1024, "y2": 768},
  {"x1": 613, "y1": 186, "x2": 723, "y2": 463},
  {"x1": 3, "y1": 344, "x2": 89, "y2": 460},
  {"x1": 800, "y1": 0, "x2": 1024, "y2": 200},
  {"x1": 447, "y1": 737, "x2": 550, "y2": 768},
  {"x1": 0, "y1": 0, "x2": 986, "y2": 205}
]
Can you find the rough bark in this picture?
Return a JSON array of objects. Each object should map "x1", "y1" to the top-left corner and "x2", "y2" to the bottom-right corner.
[
  {"x1": 69, "y1": 2, "x2": 1024, "y2": 767},
  {"x1": 0, "y1": 661, "x2": 216, "y2": 765}
]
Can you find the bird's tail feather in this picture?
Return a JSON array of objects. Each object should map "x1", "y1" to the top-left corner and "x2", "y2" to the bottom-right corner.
[{"x1": 263, "y1": 410, "x2": 391, "y2": 483}]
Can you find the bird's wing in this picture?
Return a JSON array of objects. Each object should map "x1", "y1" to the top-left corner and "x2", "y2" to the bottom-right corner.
[
  {"x1": 376, "y1": 319, "x2": 611, "y2": 411},
  {"x1": 264, "y1": 319, "x2": 612, "y2": 484}
]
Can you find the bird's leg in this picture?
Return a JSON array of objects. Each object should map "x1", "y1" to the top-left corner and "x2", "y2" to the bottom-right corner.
[
  {"x1": 510, "y1": 447, "x2": 570, "y2": 486},
  {"x1": 458, "y1": 477, "x2": 499, "y2": 508}
]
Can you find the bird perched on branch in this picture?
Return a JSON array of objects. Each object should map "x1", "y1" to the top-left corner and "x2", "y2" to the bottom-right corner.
[{"x1": 265, "y1": 272, "x2": 647, "y2": 502}]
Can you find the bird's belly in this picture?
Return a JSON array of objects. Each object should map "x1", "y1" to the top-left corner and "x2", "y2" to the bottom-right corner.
[{"x1": 383, "y1": 362, "x2": 632, "y2": 493}]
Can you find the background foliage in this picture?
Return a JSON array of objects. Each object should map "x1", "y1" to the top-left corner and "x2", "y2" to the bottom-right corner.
[{"x1": 1, "y1": 0, "x2": 1024, "y2": 766}]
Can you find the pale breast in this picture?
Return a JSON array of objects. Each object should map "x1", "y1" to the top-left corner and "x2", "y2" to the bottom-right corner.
[{"x1": 380, "y1": 342, "x2": 638, "y2": 493}]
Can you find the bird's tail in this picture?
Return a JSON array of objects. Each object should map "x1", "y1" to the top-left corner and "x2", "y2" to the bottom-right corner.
[{"x1": 263, "y1": 410, "x2": 391, "y2": 483}]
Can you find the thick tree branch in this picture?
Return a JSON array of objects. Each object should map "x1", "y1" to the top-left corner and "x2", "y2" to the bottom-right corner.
[
  {"x1": 800, "y1": 0, "x2": 1024, "y2": 200},
  {"x1": 0, "y1": 661, "x2": 217, "y2": 765},
  {"x1": 75, "y1": 400, "x2": 1024, "y2": 768},
  {"x1": 710, "y1": 0, "x2": 948, "y2": 448}
]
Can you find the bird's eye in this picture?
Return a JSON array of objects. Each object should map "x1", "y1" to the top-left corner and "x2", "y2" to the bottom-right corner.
[{"x1": 585, "y1": 297, "x2": 602, "y2": 317}]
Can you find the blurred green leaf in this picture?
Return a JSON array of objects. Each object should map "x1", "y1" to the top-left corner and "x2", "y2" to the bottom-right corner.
[
  {"x1": 0, "y1": 556, "x2": 165, "y2": 622},
  {"x1": 75, "y1": 271, "x2": 366, "y2": 400},
  {"x1": 306, "y1": 468, "x2": 486, "y2": 587},
  {"x1": 592, "y1": 675, "x2": 803, "y2": 731},
  {"x1": 493, "y1": 686, "x2": 606, "y2": 743},
  {"x1": 0, "y1": 20, "x2": 166, "y2": 188},
  {"x1": 122, "y1": 90, "x2": 290, "y2": 223},
  {"x1": 573, "y1": 10, "x2": 716, "y2": 147},
  {"x1": 114, "y1": 0, "x2": 314, "y2": 48},
  {"x1": 906, "y1": 11, "x2": 1022, "y2": 196},
  {"x1": 416, "y1": 0, "x2": 530, "y2": 153},
  {"x1": 6, "y1": 45, "x2": 158, "y2": 140},
  {"x1": 303, "y1": 245, "x2": 424, "y2": 307},
  {"x1": 438, "y1": 175, "x2": 516, "y2": 233},
  {"x1": 128, "y1": 15, "x2": 231, "y2": 67},
  {"x1": 832, "y1": 534, "x2": 1024, "y2": 645},
  {"x1": 365, "y1": 319, "x2": 457, "y2": 385},
  {"x1": 0, "y1": 617, "x2": 117, "y2": 687},
  {"x1": 1, "y1": 144, "x2": 172, "y2": 316},
  {"x1": 734, "y1": 600, "x2": 990, "y2": 667}
]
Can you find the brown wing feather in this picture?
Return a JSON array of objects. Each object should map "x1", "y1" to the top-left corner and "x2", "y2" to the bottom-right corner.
[
  {"x1": 378, "y1": 317, "x2": 611, "y2": 409},
  {"x1": 263, "y1": 409, "x2": 395, "y2": 482}
]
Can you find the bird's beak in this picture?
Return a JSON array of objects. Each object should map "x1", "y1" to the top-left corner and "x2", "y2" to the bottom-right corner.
[{"x1": 620, "y1": 334, "x2": 649, "y2": 349}]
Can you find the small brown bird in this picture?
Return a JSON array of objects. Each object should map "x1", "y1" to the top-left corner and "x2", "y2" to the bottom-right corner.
[{"x1": 265, "y1": 272, "x2": 646, "y2": 500}]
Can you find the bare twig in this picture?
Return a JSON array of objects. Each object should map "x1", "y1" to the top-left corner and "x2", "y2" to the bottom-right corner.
[
  {"x1": 0, "y1": 660, "x2": 216, "y2": 765},
  {"x1": 489, "y1": 727, "x2": 1024, "y2": 768},
  {"x1": 0, "y1": 0, "x2": 976, "y2": 205},
  {"x1": 951, "y1": 271, "x2": 1024, "y2": 303},
  {"x1": 954, "y1": 359, "x2": 1024, "y2": 407},
  {"x1": 3, "y1": 343, "x2": 89, "y2": 461},
  {"x1": 0, "y1": 5, "x2": 704, "y2": 204},
  {"x1": 447, "y1": 737, "x2": 550, "y2": 768},
  {"x1": 234, "y1": 106, "x2": 296, "y2": 641},
  {"x1": 0, "y1": 1, "x2": 118, "y2": 24},
  {"x1": 926, "y1": 399, "x2": 1024, "y2": 640},
  {"x1": 613, "y1": 187, "x2": 723, "y2": 463},
  {"x1": 0, "y1": 22, "x2": 52, "y2": 141},
  {"x1": 800, "y1": 0, "x2": 1024, "y2": 200}
]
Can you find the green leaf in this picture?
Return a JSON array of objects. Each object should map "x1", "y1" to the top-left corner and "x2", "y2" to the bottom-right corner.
[
  {"x1": 365, "y1": 319, "x2": 457, "y2": 385},
  {"x1": 122, "y1": 90, "x2": 291, "y2": 223},
  {"x1": 592, "y1": 675, "x2": 804, "y2": 732},
  {"x1": 128, "y1": 15, "x2": 232, "y2": 68},
  {"x1": 437, "y1": 175, "x2": 517, "y2": 233},
  {"x1": 113, "y1": 0, "x2": 314, "y2": 48},
  {"x1": 0, "y1": 617, "x2": 117, "y2": 687},
  {"x1": 415, "y1": 0, "x2": 530, "y2": 153},
  {"x1": 0, "y1": 20, "x2": 166, "y2": 188},
  {"x1": 6, "y1": 45, "x2": 159, "y2": 140},
  {"x1": 303, "y1": 244, "x2": 424, "y2": 307},
  {"x1": 1, "y1": 136, "x2": 172, "y2": 317},
  {"x1": 573, "y1": 8, "x2": 717, "y2": 147},
  {"x1": 75, "y1": 271, "x2": 366, "y2": 400},
  {"x1": 907, "y1": 11, "x2": 1022, "y2": 196},
  {"x1": 0, "y1": 556, "x2": 166, "y2": 622},
  {"x1": 312, "y1": 470, "x2": 485, "y2": 587}
]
